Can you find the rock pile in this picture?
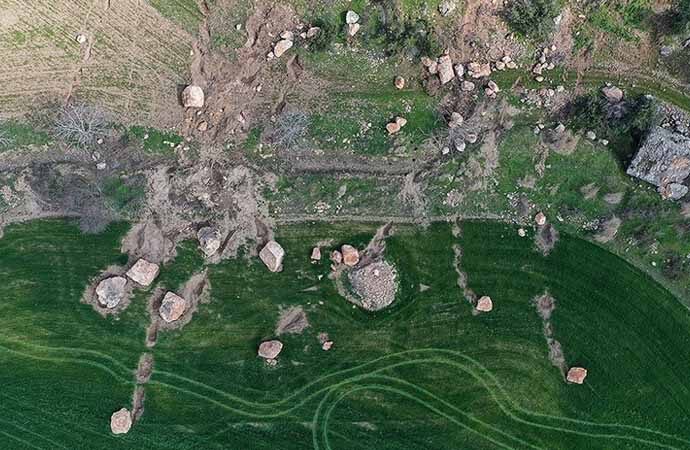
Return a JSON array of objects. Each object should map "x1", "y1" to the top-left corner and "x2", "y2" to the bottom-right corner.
[
  {"x1": 532, "y1": 47, "x2": 557, "y2": 82},
  {"x1": 159, "y1": 292, "x2": 188, "y2": 323},
  {"x1": 260, "y1": 241, "x2": 285, "y2": 272},
  {"x1": 110, "y1": 408, "x2": 132, "y2": 434},
  {"x1": 96, "y1": 276, "x2": 127, "y2": 309},
  {"x1": 258, "y1": 340, "x2": 283, "y2": 359},
  {"x1": 348, "y1": 261, "x2": 398, "y2": 311},
  {"x1": 126, "y1": 259, "x2": 160, "y2": 287}
]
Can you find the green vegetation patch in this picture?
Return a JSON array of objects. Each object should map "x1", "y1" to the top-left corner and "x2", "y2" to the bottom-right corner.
[
  {"x1": 147, "y1": 0, "x2": 203, "y2": 35},
  {"x1": 2, "y1": 219, "x2": 690, "y2": 448},
  {"x1": 125, "y1": 125, "x2": 183, "y2": 154},
  {"x1": 0, "y1": 120, "x2": 51, "y2": 150}
]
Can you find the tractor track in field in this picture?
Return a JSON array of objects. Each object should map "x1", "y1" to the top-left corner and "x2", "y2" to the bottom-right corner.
[{"x1": 3, "y1": 336, "x2": 684, "y2": 449}]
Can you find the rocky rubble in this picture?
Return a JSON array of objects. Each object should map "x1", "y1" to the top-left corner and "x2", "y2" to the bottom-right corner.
[
  {"x1": 348, "y1": 260, "x2": 398, "y2": 311},
  {"x1": 627, "y1": 127, "x2": 690, "y2": 200}
]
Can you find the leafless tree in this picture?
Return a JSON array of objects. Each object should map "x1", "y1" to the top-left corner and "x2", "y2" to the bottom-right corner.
[
  {"x1": 269, "y1": 110, "x2": 310, "y2": 150},
  {"x1": 54, "y1": 103, "x2": 109, "y2": 147}
]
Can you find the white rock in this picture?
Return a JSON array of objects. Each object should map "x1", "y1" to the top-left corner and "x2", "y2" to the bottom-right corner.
[
  {"x1": 311, "y1": 247, "x2": 321, "y2": 261},
  {"x1": 476, "y1": 296, "x2": 493, "y2": 312},
  {"x1": 346, "y1": 11, "x2": 360, "y2": 24},
  {"x1": 75, "y1": 34, "x2": 87, "y2": 44},
  {"x1": 181, "y1": 85, "x2": 205, "y2": 108},
  {"x1": 274, "y1": 39, "x2": 293, "y2": 57},
  {"x1": 438, "y1": 0, "x2": 456, "y2": 16},
  {"x1": 307, "y1": 27, "x2": 321, "y2": 38},
  {"x1": 96, "y1": 276, "x2": 127, "y2": 308},
  {"x1": 280, "y1": 30, "x2": 294, "y2": 40},
  {"x1": 535, "y1": 212, "x2": 547, "y2": 226},
  {"x1": 341, "y1": 245, "x2": 360, "y2": 266},
  {"x1": 197, "y1": 227, "x2": 221, "y2": 257}
]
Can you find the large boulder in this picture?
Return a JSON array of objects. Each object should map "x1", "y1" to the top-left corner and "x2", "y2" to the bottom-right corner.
[
  {"x1": 260, "y1": 241, "x2": 285, "y2": 272},
  {"x1": 476, "y1": 295, "x2": 493, "y2": 312},
  {"x1": 197, "y1": 227, "x2": 221, "y2": 257},
  {"x1": 437, "y1": 55, "x2": 454, "y2": 85},
  {"x1": 566, "y1": 367, "x2": 588, "y2": 384},
  {"x1": 341, "y1": 245, "x2": 360, "y2": 266},
  {"x1": 627, "y1": 127, "x2": 690, "y2": 200},
  {"x1": 159, "y1": 292, "x2": 188, "y2": 323},
  {"x1": 181, "y1": 85, "x2": 204, "y2": 108},
  {"x1": 110, "y1": 408, "x2": 132, "y2": 434},
  {"x1": 126, "y1": 259, "x2": 160, "y2": 287},
  {"x1": 95, "y1": 276, "x2": 127, "y2": 308},
  {"x1": 273, "y1": 39, "x2": 293, "y2": 58},
  {"x1": 258, "y1": 340, "x2": 283, "y2": 359}
]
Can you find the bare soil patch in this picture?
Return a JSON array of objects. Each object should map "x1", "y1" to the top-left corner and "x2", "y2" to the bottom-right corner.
[
  {"x1": 535, "y1": 223, "x2": 560, "y2": 256},
  {"x1": 594, "y1": 216, "x2": 622, "y2": 243},
  {"x1": 135, "y1": 353, "x2": 154, "y2": 384},
  {"x1": 275, "y1": 306, "x2": 309, "y2": 336}
]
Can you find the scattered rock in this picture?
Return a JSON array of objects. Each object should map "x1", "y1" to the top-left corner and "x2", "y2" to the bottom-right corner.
[
  {"x1": 476, "y1": 295, "x2": 493, "y2": 312},
  {"x1": 274, "y1": 39, "x2": 293, "y2": 58},
  {"x1": 660, "y1": 45, "x2": 673, "y2": 57},
  {"x1": 438, "y1": 0, "x2": 456, "y2": 16},
  {"x1": 110, "y1": 408, "x2": 132, "y2": 434},
  {"x1": 95, "y1": 276, "x2": 127, "y2": 308},
  {"x1": 394, "y1": 76, "x2": 405, "y2": 90},
  {"x1": 586, "y1": 130, "x2": 597, "y2": 141},
  {"x1": 258, "y1": 340, "x2": 283, "y2": 359},
  {"x1": 159, "y1": 292, "x2": 188, "y2": 323},
  {"x1": 448, "y1": 112, "x2": 463, "y2": 128},
  {"x1": 75, "y1": 33, "x2": 87, "y2": 44},
  {"x1": 197, "y1": 227, "x2": 221, "y2": 257},
  {"x1": 604, "y1": 192, "x2": 624, "y2": 205},
  {"x1": 280, "y1": 30, "x2": 294, "y2": 40},
  {"x1": 487, "y1": 80, "x2": 500, "y2": 93},
  {"x1": 341, "y1": 244, "x2": 360, "y2": 266},
  {"x1": 126, "y1": 259, "x2": 160, "y2": 287},
  {"x1": 346, "y1": 10, "x2": 360, "y2": 24},
  {"x1": 259, "y1": 241, "x2": 285, "y2": 272},
  {"x1": 518, "y1": 228, "x2": 526, "y2": 237},
  {"x1": 307, "y1": 27, "x2": 320, "y2": 38},
  {"x1": 437, "y1": 55, "x2": 454, "y2": 85},
  {"x1": 311, "y1": 247, "x2": 321, "y2": 261},
  {"x1": 566, "y1": 367, "x2": 588, "y2": 384},
  {"x1": 181, "y1": 85, "x2": 205, "y2": 108},
  {"x1": 454, "y1": 63, "x2": 464, "y2": 78},
  {"x1": 602, "y1": 85, "x2": 623, "y2": 103}
]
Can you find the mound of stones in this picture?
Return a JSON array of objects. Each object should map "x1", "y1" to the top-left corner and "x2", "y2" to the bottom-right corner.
[
  {"x1": 126, "y1": 259, "x2": 160, "y2": 286},
  {"x1": 96, "y1": 276, "x2": 127, "y2": 309},
  {"x1": 348, "y1": 260, "x2": 398, "y2": 311},
  {"x1": 258, "y1": 340, "x2": 283, "y2": 360},
  {"x1": 159, "y1": 292, "x2": 188, "y2": 323},
  {"x1": 260, "y1": 240, "x2": 285, "y2": 272},
  {"x1": 110, "y1": 408, "x2": 132, "y2": 434}
]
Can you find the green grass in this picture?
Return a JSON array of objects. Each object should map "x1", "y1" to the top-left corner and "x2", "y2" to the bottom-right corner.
[
  {"x1": 2, "y1": 219, "x2": 690, "y2": 448},
  {"x1": 125, "y1": 126, "x2": 183, "y2": 154},
  {"x1": 147, "y1": 0, "x2": 202, "y2": 35},
  {"x1": 0, "y1": 120, "x2": 52, "y2": 150}
]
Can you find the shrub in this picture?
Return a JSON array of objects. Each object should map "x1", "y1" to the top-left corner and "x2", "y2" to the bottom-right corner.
[
  {"x1": 269, "y1": 110, "x2": 309, "y2": 150},
  {"x1": 503, "y1": 0, "x2": 561, "y2": 40},
  {"x1": 54, "y1": 104, "x2": 109, "y2": 147}
]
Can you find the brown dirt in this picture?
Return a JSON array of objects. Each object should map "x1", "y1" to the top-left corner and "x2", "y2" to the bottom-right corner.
[
  {"x1": 534, "y1": 293, "x2": 556, "y2": 321},
  {"x1": 275, "y1": 306, "x2": 309, "y2": 336},
  {"x1": 452, "y1": 244, "x2": 477, "y2": 307},
  {"x1": 594, "y1": 216, "x2": 622, "y2": 243},
  {"x1": 121, "y1": 220, "x2": 176, "y2": 264},
  {"x1": 81, "y1": 265, "x2": 134, "y2": 317},
  {"x1": 533, "y1": 292, "x2": 567, "y2": 376},
  {"x1": 131, "y1": 385, "x2": 146, "y2": 423},
  {"x1": 135, "y1": 353, "x2": 154, "y2": 384},
  {"x1": 535, "y1": 223, "x2": 560, "y2": 256},
  {"x1": 358, "y1": 222, "x2": 394, "y2": 267},
  {"x1": 580, "y1": 182, "x2": 600, "y2": 200}
]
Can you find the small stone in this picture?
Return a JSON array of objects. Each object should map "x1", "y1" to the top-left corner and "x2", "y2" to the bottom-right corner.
[
  {"x1": 96, "y1": 162, "x2": 107, "y2": 170},
  {"x1": 602, "y1": 85, "x2": 624, "y2": 103},
  {"x1": 586, "y1": 130, "x2": 597, "y2": 141},
  {"x1": 476, "y1": 295, "x2": 493, "y2": 312},
  {"x1": 453, "y1": 63, "x2": 464, "y2": 78},
  {"x1": 488, "y1": 80, "x2": 500, "y2": 93},
  {"x1": 660, "y1": 46, "x2": 673, "y2": 57},
  {"x1": 395, "y1": 116, "x2": 407, "y2": 128},
  {"x1": 394, "y1": 76, "x2": 405, "y2": 90},
  {"x1": 110, "y1": 408, "x2": 132, "y2": 434},
  {"x1": 566, "y1": 367, "x2": 588, "y2": 384},
  {"x1": 386, "y1": 122, "x2": 401, "y2": 135},
  {"x1": 461, "y1": 81, "x2": 475, "y2": 91},
  {"x1": 96, "y1": 276, "x2": 127, "y2": 308},
  {"x1": 495, "y1": 61, "x2": 506, "y2": 70},
  {"x1": 518, "y1": 228, "x2": 526, "y2": 237},
  {"x1": 554, "y1": 123, "x2": 566, "y2": 133},
  {"x1": 126, "y1": 259, "x2": 160, "y2": 287},
  {"x1": 506, "y1": 61, "x2": 517, "y2": 69},
  {"x1": 467, "y1": 62, "x2": 491, "y2": 78},
  {"x1": 465, "y1": 133, "x2": 478, "y2": 144},
  {"x1": 322, "y1": 341, "x2": 334, "y2": 351},
  {"x1": 259, "y1": 241, "x2": 285, "y2": 272},
  {"x1": 197, "y1": 227, "x2": 221, "y2": 257},
  {"x1": 421, "y1": 56, "x2": 434, "y2": 67},
  {"x1": 346, "y1": 10, "x2": 360, "y2": 24},
  {"x1": 438, "y1": 0, "x2": 456, "y2": 16},
  {"x1": 197, "y1": 121, "x2": 208, "y2": 132},
  {"x1": 428, "y1": 61, "x2": 438, "y2": 74},
  {"x1": 75, "y1": 33, "x2": 87, "y2": 44},
  {"x1": 181, "y1": 85, "x2": 205, "y2": 108},
  {"x1": 535, "y1": 212, "x2": 547, "y2": 226},
  {"x1": 280, "y1": 30, "x2": 294, "y2": 40},
  {"x1": 341, "y1": 245, "x2": 360, "y2": 266},
  {"x1": 159, "y1": 292, "x2": 187, "y2": 323},
  {"x1": 501, "y1": 55, "x2": 512, "y2": 64},
  {"x1": 347, "y1": 23, "x2": 360, "y2": 36},
  {"x1": 307, "y1": 27, "x2": 321, "y2": 38},
  {"x1": 274, "y1": 39, "x2": 293, "y2": 57},
  {"x1": 311, "y1": 247, "x2": 321, "y2": 261},
  {"x1": 258, "y1": 340, "x2": 283, "y2": 359},
  {"x1": 535, "y1": 76, "x2": 544, "y2": 82}
]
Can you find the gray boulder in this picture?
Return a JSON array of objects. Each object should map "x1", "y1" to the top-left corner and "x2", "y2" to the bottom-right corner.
[{"x1": 96, "y1": 276, "x2": 127, "y2": 308}]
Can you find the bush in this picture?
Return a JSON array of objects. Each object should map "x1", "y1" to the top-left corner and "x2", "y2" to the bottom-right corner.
[
  {"x1": 54, "y1": 103, "x2": 109, "y2": 147},
  {"x1": 503, "y1": 0, "x2": 561, "y2": 40},
  {"x1": 269, "y1": 110, "x2": 309, "y2": 150}
]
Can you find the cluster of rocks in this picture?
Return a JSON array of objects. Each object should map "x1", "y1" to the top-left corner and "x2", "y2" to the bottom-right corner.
[
  {"x1": 94, "y1": 258, "x2": 160, "y2": 310},
  {"x1": 659, "y1": 105, "x2": 690, "y2": 138},
  {"x1": 519, "y1": 85, "x2": 566, "y2": 109},
  {"x1": 627, "y1": 126, "x2": 690, "y2": 200},
  {"x1": 386, "y1": 116, "x2": 408, "y2": 135},
  {"x1": 330, "y1": 244, "x2": 360, "y2": 269},
  {"x1": 268, "y1": 23, "x2": 321, "y2": 60},
  {"x1": 531, "y1": 46, "x2": 558, "y2": 83}
]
